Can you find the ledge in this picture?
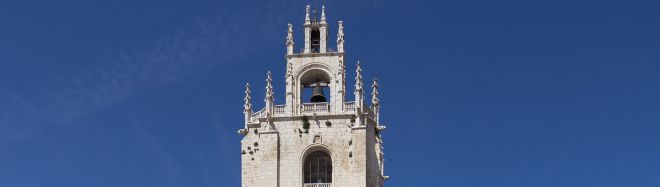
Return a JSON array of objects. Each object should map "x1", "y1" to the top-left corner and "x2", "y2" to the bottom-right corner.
[
  {"x1": 351, "y1": 126, "x2": 367, "y2": 130},
  {"x1": 246, "y1": 122, "x2": 260, "y2": 128},
  {"x1": 259, "y1": 130, "x2": 279, "y2": 134},
  {"x1": 286, "y1": 52, "x2": 344, "y2": 58}
]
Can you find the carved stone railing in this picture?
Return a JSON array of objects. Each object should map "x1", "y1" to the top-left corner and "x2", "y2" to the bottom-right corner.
[
  {"x1": 343, "y1": 102, "x2": 376, "y2": 120},
  {"x1": 344, "y1": 101, "x2": 355, "y2": 112},
  {"x1": 301, "y1": 102, "x2": 329, "y2": 113},
  {"x1": 250, "y1": 102, "x2": 374, "y2": 119},
  {"x1": 250, "y1": 108, "x2": 265, "y2": 120},
  {"x1": 303, "y1": 183, "x2": 331, "y2": 187},
  {"x1": 274, "y1": 105, "x2": 286, "y2": 115}
]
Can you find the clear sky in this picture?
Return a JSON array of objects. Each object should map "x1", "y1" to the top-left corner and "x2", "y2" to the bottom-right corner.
[{"x1": 1, "y1": 0, "x2": 659, "y2": 186}]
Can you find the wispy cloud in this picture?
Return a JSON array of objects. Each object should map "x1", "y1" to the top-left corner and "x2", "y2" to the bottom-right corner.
[{"x1": 0, "y1": 1, "x2": 294, "y2": 146}]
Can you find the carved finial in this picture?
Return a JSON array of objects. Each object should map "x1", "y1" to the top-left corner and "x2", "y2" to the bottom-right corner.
[
  {"x1": 371, "y1": 78, "x2": 381, "y2": 127},
  {"x1": 287, "y1": 23, "x2": 293, "y2": 42},
  {"x1": 372, "y1": 78, "x2": 379, "y2": 105},
  {"x1": 356, "y1": 61, "x2": 363, "y2": 88},
  {"x1": 265, "y1": 71, "x2": 273, "y2": 103},
  {"x1": 321, "y1": 5, "x2": 326, "y2": 22},
  {"x1": 243, "y1": 82, "x2": 253, "y2": 128},
  {"x1": 337, "y1": 20, "x2": 345, "y2": 52},
  {"x1": 355, "y1": 61, "x2": 363, "y2": 92},
  {"x1": 286, "y1": 23, "x2": 294, "y2": 54},
  {"x1": 305, "y1": 4, "x2": 311, "y2": 24},
  {"x1": 354, "y1": 61, "x2": 365, "y2": 126},
  {"x1": 244, "y1": 83, "x2": 252, "y2": 112}
]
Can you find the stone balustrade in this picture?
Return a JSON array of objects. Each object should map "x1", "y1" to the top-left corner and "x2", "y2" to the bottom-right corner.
[
  {"x1": 274, "y1": 105, "x2": 286, "y2": 115},
  {"x1": 303, "y1": 183, "x2": 331, "y2": 187},
  {"x1": 250, "y1": 108, "x2": 265, "y2": 119},
  {"x1": 248, "y1": 101, "x2": 376, "y2": 122},
  {"x1": 301, "y1": 102, "x2": 330, "y2": 113},
  {"x1": 344, "y1": 101, "x2": 355, "y2": 112}
]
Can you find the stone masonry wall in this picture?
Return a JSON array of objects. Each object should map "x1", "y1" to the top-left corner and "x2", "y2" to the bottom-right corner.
[{"x1": 241, "y1": 114, "x2": 382, "y2": 187}]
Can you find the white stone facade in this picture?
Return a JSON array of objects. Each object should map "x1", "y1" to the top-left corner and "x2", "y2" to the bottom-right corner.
[{"x1": 239, "y1": 5, "x2": 388, "y2": 187}]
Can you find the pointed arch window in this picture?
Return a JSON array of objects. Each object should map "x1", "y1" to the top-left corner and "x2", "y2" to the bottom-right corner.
[{"x1": 304, "y1": 151, "x2": 332, "y2": 184}]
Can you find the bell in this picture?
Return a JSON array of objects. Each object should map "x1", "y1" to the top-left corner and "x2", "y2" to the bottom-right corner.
[{"x1": 310, "y1": 82, "x2": 327, "y2": 103}]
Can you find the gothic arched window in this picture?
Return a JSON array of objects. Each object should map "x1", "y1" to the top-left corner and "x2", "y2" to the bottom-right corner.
[{"x1": 304, "y1": 151, "x2": 332, "y2": 184}]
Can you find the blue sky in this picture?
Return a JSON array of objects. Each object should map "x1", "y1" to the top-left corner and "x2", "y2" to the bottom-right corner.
[{"x1": 1, "y1": 0, "x2": 660, "y2": 186}]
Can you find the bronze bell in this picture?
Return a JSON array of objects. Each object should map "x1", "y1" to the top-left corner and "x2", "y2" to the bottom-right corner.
[{"x1": 310, "y1": 81, "x2": 327, "y2": 103}]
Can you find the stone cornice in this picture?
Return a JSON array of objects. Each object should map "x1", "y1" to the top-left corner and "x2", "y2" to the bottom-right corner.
[
  {"x1": 257, "y1": 113, "x2": 356, "y2": 122},
  {"x1": 286, "y1": 52, "x2": 344, "y2": 58}
]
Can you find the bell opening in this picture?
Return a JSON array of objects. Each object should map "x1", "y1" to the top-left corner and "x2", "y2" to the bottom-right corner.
[
  {"x1": 310, "y1": 28, "x2": 320, "y2": 53},
  {"x1": 299, "y1": 69, "x2": 331, "y2": 104}
]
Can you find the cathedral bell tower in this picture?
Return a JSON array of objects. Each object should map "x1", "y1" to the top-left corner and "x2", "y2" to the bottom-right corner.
[{"x1": 239, "y1": 4, "x2": 388, "y2": 187}]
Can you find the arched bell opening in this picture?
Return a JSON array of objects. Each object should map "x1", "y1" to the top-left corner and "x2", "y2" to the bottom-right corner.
[
  {"x1": 299, "y1": 68, "x2": 332, "y2": 104},
  {"x1": 310, "y1": 28, "x2": 321, "y2": 53}
]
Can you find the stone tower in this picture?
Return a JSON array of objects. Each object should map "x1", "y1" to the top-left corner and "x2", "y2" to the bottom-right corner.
[{"x1": 239, "y1": 4, "x2": 388, "y2": 187}]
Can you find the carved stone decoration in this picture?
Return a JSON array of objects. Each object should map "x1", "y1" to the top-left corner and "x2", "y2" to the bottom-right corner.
[
  {"x1": 286, "y1": 60, "x2": 293, "y2": 79},
  {"x1": 265, "y1": 71, "x2": 274, "y2": 115},
  {"x1": 354, "y1": 61, "x2": 364, "y2": 126},
  {"x1": 321, "y1": 5, "x2": 326, "y2": 22},
  {"x1": 371, "y1": 79, "x2": 379, "y2": 106},
  {"x1": 371, "y1": 78, "x2": 380, "y2": 125},
  {"x1": 286, "y1": 23, "x2": 294, "y2": 55},
  {"x1": 355, "y1": 61, "x2": 363, "y2": 94},
  {"x1": 305, "y1": 4, "x2": 311, "y2": 24},
  {"x1": 337, "y1": 21, "x2": 345, "y2": 53},
  {"x1": 242, "y1": 83, "x2": 252, "y2": 130}
]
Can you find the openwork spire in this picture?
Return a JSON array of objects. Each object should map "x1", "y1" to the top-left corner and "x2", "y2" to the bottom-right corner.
[
  {"x1": 355, "y1": 61, "x2": 363, "y2": 92},
  {"x1": 321, "y1": 5, "x2": 326, "y2": 22},
  {"x1": 244, "y1": 83, "x2": 252, "y2": 112},
  {"x1": 242, "y1": 82, "x2": 253, "y2": 130},
  {"x1": 265, "y1": 71, "x2": 274, "y2": 103},
  {"x1": 286, "y1": 23, "x2": 294, "y2": 55},
  {"x1": 305, "y1": 4, "x2": 311, "y2": 24},
  {"x1": 286, "y1": 23, "x2": 294, "y2": 43},
  {"x1": 354, "y1": 61, "x2": 365, "y2": 126},
  {"x1": 337, "y1": 21, "x2": 345, "y2": 53},
  {"x1": 371, "y1": 78, "x2": 382, "y2": 127},
  {"x1": 371, "y1": 78, "x2": 380, "y2": 106}
]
